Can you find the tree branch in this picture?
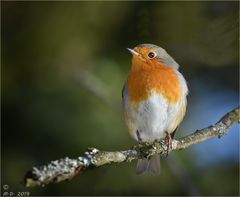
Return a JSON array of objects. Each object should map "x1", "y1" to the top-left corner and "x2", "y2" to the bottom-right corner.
[{"x1": 24, "y1": 107, "x2": 239, "y2": 187}]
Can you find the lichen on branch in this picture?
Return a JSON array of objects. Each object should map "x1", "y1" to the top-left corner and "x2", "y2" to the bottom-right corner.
[{"x1": 24, "y1": 107, "x2": 239, "y2": 187}]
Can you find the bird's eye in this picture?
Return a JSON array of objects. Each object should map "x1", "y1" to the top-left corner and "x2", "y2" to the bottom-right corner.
[{"x1": 148, "y1": 52, "x2": 156, "y2": 59}]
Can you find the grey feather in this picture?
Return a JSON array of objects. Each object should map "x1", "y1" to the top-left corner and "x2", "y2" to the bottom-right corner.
[
  {"x1": 136, "y1": 159, "x2": 149, "y2": 175},
  {"x1": 137, "y1": 43, "x2": 179, "y2": 69},
  {"x1": 136, "y1": 155, "x2": 161, "y2": 175},
  {"x1": 148, "y1": 154, "x2": 161, "y2": 175}
]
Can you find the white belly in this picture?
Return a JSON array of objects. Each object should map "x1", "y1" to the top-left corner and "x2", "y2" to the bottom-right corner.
[{"x1": 123, "y1": 91, "x2": 184, "y2": 142}]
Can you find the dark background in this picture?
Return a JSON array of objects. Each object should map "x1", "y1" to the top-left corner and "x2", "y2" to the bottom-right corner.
[{"x1": 2, "y1": 1, "x2": 239, "y2": 196}]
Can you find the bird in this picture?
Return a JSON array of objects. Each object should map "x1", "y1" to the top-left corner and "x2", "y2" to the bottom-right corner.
[{"x1": 122, "y1": 43, "x2": 188, "y2": 175}]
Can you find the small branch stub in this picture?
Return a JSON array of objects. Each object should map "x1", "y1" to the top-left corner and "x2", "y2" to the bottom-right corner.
[{"x1": 24, "y1": 107, "x2": 239, "y2": 187}]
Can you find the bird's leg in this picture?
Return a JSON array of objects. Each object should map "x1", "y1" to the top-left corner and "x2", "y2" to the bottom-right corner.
[
  {"x1": 165, "y1": 131, "x2": 172, "y2": 156},
  {"x1": 136, "y1": 130, "x2": 142, "y2": 142}
]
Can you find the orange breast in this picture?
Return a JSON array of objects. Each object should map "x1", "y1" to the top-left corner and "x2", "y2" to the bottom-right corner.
[{"x1": 127, "y1": 61, "x2": 182, "y2": 105}]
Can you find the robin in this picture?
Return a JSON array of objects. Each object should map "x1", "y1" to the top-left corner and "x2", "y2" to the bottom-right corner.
[{"x1": 122, "y1": 43, "x2": 188, "y2": 175}]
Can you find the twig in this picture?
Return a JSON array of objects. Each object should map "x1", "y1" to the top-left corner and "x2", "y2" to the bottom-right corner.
[{"x1": 24, "y1": 107, "x2": 239, "y2": 187}]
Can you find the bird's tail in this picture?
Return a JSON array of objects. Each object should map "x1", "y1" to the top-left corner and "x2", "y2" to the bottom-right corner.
[{"x1": 136, "y1": 154, "x2": 160, "y2": 175}]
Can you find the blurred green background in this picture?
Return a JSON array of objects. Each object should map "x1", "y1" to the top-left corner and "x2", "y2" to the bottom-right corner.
[{"x1": 2, "y1": 1, "x2": 239, "y2": 196}]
